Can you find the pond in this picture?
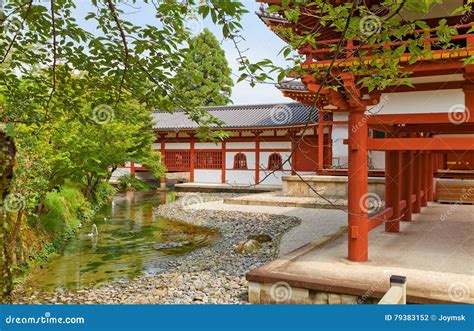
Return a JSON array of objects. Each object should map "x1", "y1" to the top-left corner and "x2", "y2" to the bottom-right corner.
[{"x1": 22, "y1": 192, "x2": 217, "y2": 292}]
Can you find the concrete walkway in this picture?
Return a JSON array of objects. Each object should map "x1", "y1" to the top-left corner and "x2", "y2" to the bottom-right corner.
[
  {"x1": 192, "y1": 200, "x2": 347, "y2": 256},
  {"x1": 247, "y1": 203, "x2": 474, "y2": 304}
]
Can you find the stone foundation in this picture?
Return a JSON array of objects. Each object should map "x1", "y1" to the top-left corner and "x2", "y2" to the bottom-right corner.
[
  {"x1": 282, "y1": 175, "x2": 385, "y2": 200},
  {"x1": 248, "y1": 282, "x2": 378, "y2": 304}
]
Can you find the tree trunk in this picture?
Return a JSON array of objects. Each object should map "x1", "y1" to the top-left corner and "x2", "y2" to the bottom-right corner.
[
  {"x1": 7, "y1": 209, "x2": 23, "y2": 266},
  {"x1": 0, "y1": 131, "x2": 16, "y2": 303},
  {"x1": 35, "y1": 199, "x2": 44, "y2": 229}
]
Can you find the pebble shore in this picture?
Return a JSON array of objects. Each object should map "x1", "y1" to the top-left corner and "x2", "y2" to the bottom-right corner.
[{"x1": 13, "y1": 193, "x2": 301, "y2": 304}]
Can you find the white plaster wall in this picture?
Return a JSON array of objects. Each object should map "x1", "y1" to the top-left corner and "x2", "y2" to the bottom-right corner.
[
  {"x1": 332, "y1": 123, "x2": 348, "y2": 168},
  {"x1": 152, "y1": 143, "x2": 161, "y2": 150},
  {"x1": 259, "y1": 151, "x2": 292, "y2": 171},
  {"x1": 226, "y1": 151, "x2": 256, "y2": 169},
  {"x1": 166, "y1": 142, "x2": 190, "y2": 149},
  {"x1": 226, "y1": 170, "x2": 256, "y2": 185},
  {"x1": 194, "y1": 170, "x2": 222, "y2": 183},
  {"x1": 260, "y1": 141, "x2": 291, "y2": 149},
  {"x1": 370, "y1": 151, "x2": 385, "y2": 170},
  {"x1": 258, "y1": 170, "x2": 292, "y2": 185},
  {"x1": 195, "y1": 142, "x2": 221, "y2": 149},
  {"x1": 227, "y1": 142, "x2": 255, "y2": 149},
  {"x1": 377, "y1": 90, "x2": 465, "y2": 115}
]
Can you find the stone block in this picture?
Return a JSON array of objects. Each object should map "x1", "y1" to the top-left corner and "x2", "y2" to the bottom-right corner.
[{"x1": 328, "y1": 293, "x2": 342, "y2": 304}]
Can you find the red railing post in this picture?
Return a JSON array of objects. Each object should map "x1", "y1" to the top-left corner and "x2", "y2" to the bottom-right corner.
[
  {"x1": 402, "y1": 150, "x2": 413, "y2": 222},
  {"x1": 421, "y1": 152, "x2": 428, "y2": 207},
  {"x1": 413, "y1": 151, "x2": 422, "y2": 213},
  {"x1": 385, "y1": 147, "x2": 401, "y2": 233}
]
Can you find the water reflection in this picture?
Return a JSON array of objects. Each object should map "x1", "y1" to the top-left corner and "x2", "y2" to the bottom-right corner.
[{"x1": 23, "y1": 192, "x2": 216, "y2": 292}]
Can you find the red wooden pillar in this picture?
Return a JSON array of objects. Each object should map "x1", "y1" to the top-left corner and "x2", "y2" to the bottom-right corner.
[
  {"x1": 427, "y1": 152, "x2": 434, "y2": 202},
  {"x1": 255, "y1": 135, "x2": 260, "y2": 185},
  {"x1": 190, "y1": 138, "x2": 195, "y2": 183},
  {"x1": 413, "y1": 151, "x2": 422, "y2": 213},
  {"x1": 130, "y1": 162, "x2": 136, "y2": 176},
  {"x1": 291, "y1": 136, "x2": 297, "y2": 175},
  {"x1": 221, "y1": 141, "x2": 226, "y2": 184},
  {"x1": 317, "y1": 114, "x2": 324, "y2": 171},
  {"x1": 421, "y1": 152, "x2": 428, "y2": 207},
  {"x1": 385, "y1": 149, "x2": 401, "y2": 232},
  {"x1": 160, "y1": 141, "x2": 166, "y2": 189},
  {"x1": 327, "y1": 113, "x2": 333, "y2": 168},
  {"x1": 347, "y1": 109, "x2": 369, "y2": 262},
  {"x1": 402, "y1": 150, "x2": 413, "y2": 222}
]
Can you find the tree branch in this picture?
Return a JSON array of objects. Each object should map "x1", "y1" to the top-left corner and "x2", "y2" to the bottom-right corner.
[{"x1": 105, "y1": 0, "x2": 129, "y2": 107}]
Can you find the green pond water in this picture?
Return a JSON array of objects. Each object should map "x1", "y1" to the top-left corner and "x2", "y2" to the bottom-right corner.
[{"x1": 23, "y1": 192, "x2": 217, "y2": 292}]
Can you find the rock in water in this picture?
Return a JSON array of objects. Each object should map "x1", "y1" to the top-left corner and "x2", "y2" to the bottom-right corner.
[
  {"x1": 247, "y1": 234, "x2": 272, "y2": 243},
  {"x1": 153, "y1": 241, "x2": 190, "y2": 250},
  {"x1": 234, "y1": 239, "x2": 261, "y2": 254}
]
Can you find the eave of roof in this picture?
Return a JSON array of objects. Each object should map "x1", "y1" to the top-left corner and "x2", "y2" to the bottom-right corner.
[{"x1": 152, "y1": 102, "x2": 319, "y2": 132}]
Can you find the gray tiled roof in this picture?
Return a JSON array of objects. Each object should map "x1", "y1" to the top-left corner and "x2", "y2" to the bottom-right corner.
[
  {"x1": 256, "y1": 5, "x2": 287, "y2": 23},
  {"x1": 152, "y1": 103, "x2": 319, "y2": 131},
  {"x1": 277, "y1": 80, "x2": 310, "y2": 92}
]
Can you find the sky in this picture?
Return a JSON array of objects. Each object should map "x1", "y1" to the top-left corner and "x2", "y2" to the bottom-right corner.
[
  {"x1": 74, "y1": 0, "x2": 293, "y2": 105},
  {"x1": 202, "y1": 1, "x2": 294, "y2": 105}
]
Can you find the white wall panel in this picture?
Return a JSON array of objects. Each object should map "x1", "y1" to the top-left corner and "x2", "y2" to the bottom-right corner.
[
  {"x1": 195, "y1": 142, "x2": 221, "y2": 149},
  {"x1": 194, "y1": 170, "x2": 222, "y2": 183},
  {"x1": 260, "y1": 141, "x2": 291, "y2": 149},
  {"x1": 225, "y1": 170, "x2": 256, "y2": 185},
  {"x1": 152, "y1": 143, "x2": 161, "y2": 150},
  {"x1": 166, "y1": 143, "x2": 190, "y2": 150},
  {"x1": 226, "y1": 142, "x2": 255, "y2": 149},
  {"x1": 258, "y1": 170, "x2": 291, "y2": 185},
  {"x1": 370, "y1": 151, "x2": 385, "y2": 170},
  {"x1": 377, "y1": 90, "x2": 464, "y2": 115},
  {"x1": 331, "y1": 124, "x2": 348, "y2": 168}
]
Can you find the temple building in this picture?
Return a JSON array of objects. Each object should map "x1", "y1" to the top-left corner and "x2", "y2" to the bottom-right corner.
[{"x1": 254, "y1": 0, "x2": 473, "y2": 263}]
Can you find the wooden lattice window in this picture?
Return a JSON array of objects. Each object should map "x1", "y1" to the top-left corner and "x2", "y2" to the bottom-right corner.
[
  {"x1": 268, "y1": 153, "x2": 283, "y2": 171},
  {"x1": 195, "y1": 151, "x2": 222, "y2": 169},
  {"x1": 233, "y1": 153, "x2": 248, "y2": 169},
  {"x1": 164, "y1": 151, "x2": 191, "y2": 170}
]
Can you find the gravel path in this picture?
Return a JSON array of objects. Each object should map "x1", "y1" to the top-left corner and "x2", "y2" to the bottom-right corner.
[
  {"x1": 13, "y1": 193, "x2": 301, "y2": 304},
  {"x1": 192, "y1": 199, "x2": 346, "y2": 256}
]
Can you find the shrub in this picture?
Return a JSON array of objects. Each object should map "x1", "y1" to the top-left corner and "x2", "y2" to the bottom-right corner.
[
  {"x1": 41, "y1": 186, "x2": 91, "y2": 236},
  {"x1": 117, "y1": 175, "x2": 151, "y2": 192},
  {"x1": 93, "y1": 182, "x2": 117, "y2": 206}
]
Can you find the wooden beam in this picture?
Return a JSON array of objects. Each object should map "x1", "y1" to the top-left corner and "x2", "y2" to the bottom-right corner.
[
  {"x1": 397, "y1": 123, "x2": 474, "y2": 134},
  {"x1": 367, "y1": 137, "x2": 474, "y2": 151},
  {"x1": 367, "y1": 113, "x2": 469, "y2": 125}
]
